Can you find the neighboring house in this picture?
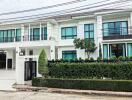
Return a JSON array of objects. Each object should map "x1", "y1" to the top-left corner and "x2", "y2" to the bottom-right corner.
[{"x1": 0, "y1": 8, "x2": 132, "y2": 86}]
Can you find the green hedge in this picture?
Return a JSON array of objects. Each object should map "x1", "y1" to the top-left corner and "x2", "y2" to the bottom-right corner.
[
  {"x1": 48, "y1": 62, "x2": 132, "y2": 80},
  {"x1": 32, "y1": 78, "x2": 132, "y2": 92}
]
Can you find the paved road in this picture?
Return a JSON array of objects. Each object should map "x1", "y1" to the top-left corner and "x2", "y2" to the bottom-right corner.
[{"x1": 0, "y1": 92, "x2": 131, "y2": 100}]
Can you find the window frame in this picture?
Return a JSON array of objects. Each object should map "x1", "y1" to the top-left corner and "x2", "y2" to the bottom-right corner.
[
  {"x1": 84, "y1": 24, "x2": 94, "y2": 41},
  {"x1": 61, "y1": 26, "x2": 77, "y2": 39},
  {"x1": 103, "y1": 21, "x2": 128, "y2": 36},
  {"x1": 62, "y1": 50, "x2": 77, "y2": 60}
]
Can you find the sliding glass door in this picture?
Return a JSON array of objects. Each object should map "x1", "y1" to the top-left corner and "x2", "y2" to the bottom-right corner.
[
  {"x1": 109, "y1": 44, "x2": 125, "y2": 58},
  {"x1": 127, "y1": 43, "x2": 132, "y2": 57},
  {"x1": 103, "y1": 43, "x2": 126, "y2": 59}
]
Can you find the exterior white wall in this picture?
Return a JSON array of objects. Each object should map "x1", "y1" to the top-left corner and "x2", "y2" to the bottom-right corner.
[{"x1": 24, "y1": 47, "x2": 51, "y2": 60}]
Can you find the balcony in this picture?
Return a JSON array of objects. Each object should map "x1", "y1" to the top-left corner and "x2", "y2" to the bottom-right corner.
[
  {"x1": 103, "y1": 28, "x2": 132, "y2": 40},
  {"x1": 103, "y1": 34, "x2": 132, "y2": 40},
  {"x1": 0, "y1": 34, "x2": 47, "y2": 43}
]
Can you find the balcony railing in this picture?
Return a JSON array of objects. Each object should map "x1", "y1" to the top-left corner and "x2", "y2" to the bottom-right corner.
[
  {"x1": 23, "y1": 34, "x2": 47, "y2": 41},
  {"x1": 103, "y1": 28, "x2": 131, "y2": 40},
  {"x1": 103, "y1": 34, "x2": 132, "y2": 40},
  {"x1": 0, "y1": 36, "x2": 21, "y2": 43},
  {"x1": 0, "y1": 34, "x2": 47, "y2": 43}
]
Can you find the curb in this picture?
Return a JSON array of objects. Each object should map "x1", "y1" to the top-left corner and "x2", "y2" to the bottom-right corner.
[
  {"x1": 47, "y1": 88, "x2": 132, "y2": 97},
  {"x1": 13, "y1": 84, "x2": 132, "y2": 97}
]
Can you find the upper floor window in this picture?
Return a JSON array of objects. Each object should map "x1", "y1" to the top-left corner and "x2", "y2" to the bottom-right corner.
[
  {"x1": 61, "y1": 26, "x2": 77, "y2": 39},
  {"x1": 30, "y1": 28, "x2": 40, "y2": 41},
  {"x1": 103, "y1": 21, "x2": 128, "y2": 36},
  {"x1": 0, "y1": 29, "x2": 21, "y2": 43},
  {"x1": 84, "y1": 24, "x2": 94, "y2": 41},
  {"x1": 41, "y1": 27, "x2": 47, "y2": 40},
  {"x1": 30, "y1": 27, "x2": 47, "y2": 41},
  {"x1": 16, "y1": 29, "x2": 21, "y2": 42}
]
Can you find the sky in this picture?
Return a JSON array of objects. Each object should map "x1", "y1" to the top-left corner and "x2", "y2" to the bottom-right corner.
[
  {"x1": 0, "y1": 0, "x2": 101, "y2": 13},
  {"x1": 0, "y1": 0, "x2": 131, "y2": 23}
]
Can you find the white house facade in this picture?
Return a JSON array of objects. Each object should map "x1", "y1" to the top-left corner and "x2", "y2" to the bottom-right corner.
[{"x1": 0, "y1": 8, "x2": 132, "y2": 89}]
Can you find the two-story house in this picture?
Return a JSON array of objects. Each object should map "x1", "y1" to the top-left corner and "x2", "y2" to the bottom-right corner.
[{"x1": 0, "y1": 7, "x2": 132, "y2": 90}]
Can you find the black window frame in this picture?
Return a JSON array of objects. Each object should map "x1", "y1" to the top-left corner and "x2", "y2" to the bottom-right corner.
[
  {"x1": 84, "y1": 24, "x2": 94, "y2": 42},
  {"x1": 62, "y1": 50, "x2": 77, "y2": 60},
  {"x1": 61, "y1": 26, "x2": 77, "y2": 39}
]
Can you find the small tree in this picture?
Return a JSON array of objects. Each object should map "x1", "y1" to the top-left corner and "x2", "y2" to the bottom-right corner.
[
  {"x1": 38, "y1": 49, "x2": 49, "y2": 78},
  {"x1": 73, "y1": 38, "x2": 97, "y2": 60}
]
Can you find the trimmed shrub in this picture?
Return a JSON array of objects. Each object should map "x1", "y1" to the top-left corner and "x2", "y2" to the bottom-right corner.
[
  {"x1": 130, "y1": 56, "x2": 132, "y2": 61},
  {"x1": 32, "y1": 78, "x2": 132, "y2": 92},
  {"x1": 125, "y1": 57, "x2": 130, "y2": 61},
  {"x1": 118, "y1": 56, "x2": 125, "y2": 61},
  {"x1": 48, "y1": 62, "x2": 132, "y2": 80},
  {"x1": 109, "y1": 56, "x2": 118, "y2": 62},
  {"x1": 89, "y1": 57, "x2": 94, "y2": 62},
  {"x1": 97, "y1": 57, "x2": 102, "y2": 62}
]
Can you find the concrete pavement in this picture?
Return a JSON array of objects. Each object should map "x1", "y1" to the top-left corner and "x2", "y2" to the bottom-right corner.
[{"x1": 0, "y1": 92, "x2": 131, "y2": 100}]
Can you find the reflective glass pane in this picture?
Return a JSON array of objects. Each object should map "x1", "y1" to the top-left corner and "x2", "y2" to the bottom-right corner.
[
  {"x1": 61, "y1": 28, "x2": 65, "y2": 36},
  {"x1": 90, "y1": 25, "x2": 94, "y2": 31},
  {"x1": 73, "y1": 27, "x2": 77, "y2": 35},
  {"x1": 127, "y1": 43, "x2": 132, "y2": 57},
  {"x1": 103, "y1": 44, "x2": 108, "y2": 59},
  {"x1": 90, "y1": 32, "x2": 94, "y2": 38},
  {"x1": 66, "y1": 28, "x2": 72, "y2": 35}
]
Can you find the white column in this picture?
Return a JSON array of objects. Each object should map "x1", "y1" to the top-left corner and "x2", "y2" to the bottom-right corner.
[
  {"x1": 21, "y1": 24, "x2": 24, "y2": 42},
  {"x1": 77, "y1": 23, "x2": 84, "y2": 39},
  {"x1": 96, "y1": 16, "x2": 103, "y2": 58},
  {"x1": 50, "y1": 45, "x2": 55, "y2": 60},
  {"x1": 130, "y1": 12, "x2": 132, "y2": 34},
  {"x1": 47, "y1": 22, "x2": 52, "y2": 40},
  {"x1": 28, "y1": 24, "x2": 31, "y2": 41},
  {"x1": 40, "y1": 23, "x2": 42, "y2": 40},
  {"x1": 16, "y1": 47, "x2": 25, "y2": 84}
]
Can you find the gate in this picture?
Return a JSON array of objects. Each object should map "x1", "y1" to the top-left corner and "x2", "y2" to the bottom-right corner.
[{"x1": 24, "y1": 61, "x2": 36, "y2": 81}]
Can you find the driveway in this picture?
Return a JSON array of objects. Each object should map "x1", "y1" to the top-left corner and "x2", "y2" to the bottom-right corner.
[
  {"x1": 0, "y1": 79, "x2": 15, "y2": 90},
  {"x1": 0, "y1": 70, "x2": 16, "y2": 91},
  {"x1": 0, "y1": 92, "x2": 131, "y2": 100}
]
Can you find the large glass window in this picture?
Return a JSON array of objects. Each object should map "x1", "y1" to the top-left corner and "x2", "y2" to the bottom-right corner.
[
  {"x1": 103, "y1": 44, "x2": 108, "y2": 59},
  {"x1": 41, "y1": 27, "x2": 47, "y2": 40},
  {"x1": 127, "y1": 43, "x2": 132, "y2": 57},
  {"x1": 0, "y1": 29, "x2": 19, "y2": 43},
  {"x1": 61, "y1": 26, "x2": 77, "y2": 39},
  {"x1": 30, "y1": 28, "x2": 40, "y2": 41},
  {"x1": 0, "y1": 31, "x2": 4, "y2": 42},
  {"x1": 16, "y1": 29, "x2": 21, "y2": 42},
  {"x1": 84, "y1": 24, "x2": 94, "y2": 41},
  {"x1": 103, "y1": 21, "x2": 128, "y2": 36},
  {"x1": 62, "y1": 50, "x2": 77, "y2": 60}
]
